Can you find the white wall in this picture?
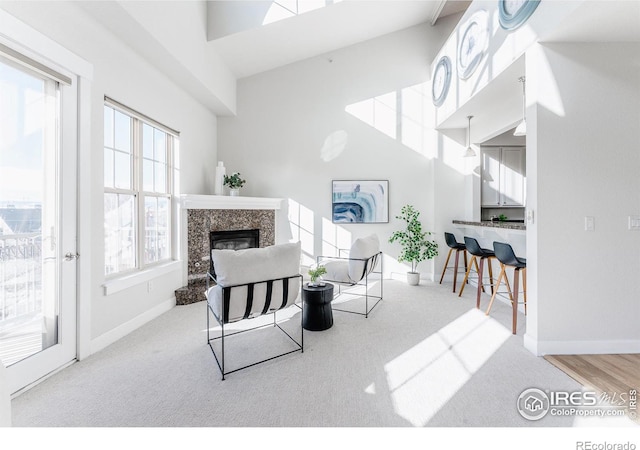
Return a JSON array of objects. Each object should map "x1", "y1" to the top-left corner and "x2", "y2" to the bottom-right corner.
[
  {"x1": 218, "y1": 16, "x2": 465, "y2": 280},
  {"x1": 114, "y1": 0, "x2": 236, "y2": 114},
  {"x1": 0, "y1": 3, "x2": 218, "y2": 351},
  {"x1": 433, "y1": 0, "x2": 580, "y2": 126},
  {"x1": 525, "y1": 43, "x2": 640, "y2": 354},
  {"x1": 0, "y1": 362, "x2": 10, "y2": 426}
]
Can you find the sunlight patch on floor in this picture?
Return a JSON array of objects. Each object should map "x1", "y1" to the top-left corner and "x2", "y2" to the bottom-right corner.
[
  {"x1": 331, "y1": 280, "x2": 381, "y2": 308},
  {"x1": 383, "y1": 308, "x2": 511, "y2": 426}
]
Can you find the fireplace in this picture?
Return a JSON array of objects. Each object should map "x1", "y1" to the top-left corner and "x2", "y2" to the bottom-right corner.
[
  {"x1": 210, "y1": 228, "x2": 259, "y2": 251},
  {"x1": 209, "y1": 229, "x2": 259, "y2": 277},
  {"x1": 176, "y1": 195, "x2": 281, "y2": 305}
]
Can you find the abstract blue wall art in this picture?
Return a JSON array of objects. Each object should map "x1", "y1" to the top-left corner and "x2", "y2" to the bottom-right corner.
[{"x1": 332, "y1": 180, "x2": 389, "y2": 223}]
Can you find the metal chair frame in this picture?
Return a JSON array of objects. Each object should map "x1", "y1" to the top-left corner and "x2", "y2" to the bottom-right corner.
[
  {"x1": 206, "y1": 272, "x2": 304, "y2": 380},
  {"x1": 316, "y1": 250, "x2": 383, "y2": 318}
]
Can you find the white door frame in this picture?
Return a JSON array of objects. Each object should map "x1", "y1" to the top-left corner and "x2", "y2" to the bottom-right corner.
[{"x1": 0, "y1": 10, "x2": 93, "y2": 395}]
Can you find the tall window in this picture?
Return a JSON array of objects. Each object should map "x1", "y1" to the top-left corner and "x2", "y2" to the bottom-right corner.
[{"x1": 103, "y1": 99, "x2": 177, "y2": 276}]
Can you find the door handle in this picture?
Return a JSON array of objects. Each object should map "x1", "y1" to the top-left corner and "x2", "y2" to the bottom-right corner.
[{"x1": 64, "y1": 252, "x2": 80, "y2": 261}]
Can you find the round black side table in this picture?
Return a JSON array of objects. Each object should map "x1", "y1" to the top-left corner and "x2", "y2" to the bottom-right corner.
[{"x1": 302, "y1": 283, "x2": 334, "y2": 331}]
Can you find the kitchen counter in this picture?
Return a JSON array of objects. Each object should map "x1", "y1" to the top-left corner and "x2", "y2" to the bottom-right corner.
[
  {"x1": 452, "y1": 220, "x2": 526, "y2": 231},
  {"x1": 452, "y1": 219, "x2": 526, "y2": 264}
]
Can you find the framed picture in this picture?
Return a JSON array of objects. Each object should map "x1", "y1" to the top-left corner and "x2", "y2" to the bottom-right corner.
[{"x1": 332, "y1": 180, "x2": 389, "y2": 223}]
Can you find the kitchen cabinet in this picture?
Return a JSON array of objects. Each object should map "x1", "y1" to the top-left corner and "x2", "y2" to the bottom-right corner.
[{"x1": 481, "y1": 146, "x2": 526, "y2": 207}]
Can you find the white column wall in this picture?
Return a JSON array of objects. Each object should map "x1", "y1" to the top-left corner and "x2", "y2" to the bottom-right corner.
[{"x1": 525, "y1": 43, "x2": 640, "y2": 354}]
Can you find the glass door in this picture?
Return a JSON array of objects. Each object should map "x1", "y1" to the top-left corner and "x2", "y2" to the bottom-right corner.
[{"x1": 0, "y1": 54, "x2": 77, "y2": 394}]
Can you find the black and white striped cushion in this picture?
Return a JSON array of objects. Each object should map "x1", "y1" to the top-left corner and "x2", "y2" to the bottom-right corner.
[{"x1": 206, "y1": 242, "x2": 301, "y2": 323}]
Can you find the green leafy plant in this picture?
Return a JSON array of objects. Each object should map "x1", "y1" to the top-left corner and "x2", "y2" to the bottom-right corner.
[
  {"x1": 308, "y1": 265, "x2": 327, "y2": 284},
  {"x1": 223, "y1": 172, "x2": 246, "y2": 189},
  {"x1": 389, "y1": 204, "x2": 438, "y2": 273},
  {"x1": 498, "y1": 214, "x2": 508, "y2": 221}
]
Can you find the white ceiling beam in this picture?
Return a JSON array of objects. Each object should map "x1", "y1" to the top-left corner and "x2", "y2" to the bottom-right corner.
[{"x1": 430, "y1": 0, "x2": 448, "y2": 26}]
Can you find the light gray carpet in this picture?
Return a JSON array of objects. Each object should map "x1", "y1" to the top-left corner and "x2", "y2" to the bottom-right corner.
[{"x1": 11, "y1": 280, "x2": 583, "y2": 427}]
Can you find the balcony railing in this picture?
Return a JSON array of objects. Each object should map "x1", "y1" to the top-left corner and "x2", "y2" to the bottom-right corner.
[{"x1": 0, "y1": 233, "x2": 42, "y2": 324}]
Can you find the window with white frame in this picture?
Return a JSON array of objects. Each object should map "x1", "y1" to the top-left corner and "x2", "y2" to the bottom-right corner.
[{"x1": 103, "y1": 98, "x2": 177, "y2": 276}]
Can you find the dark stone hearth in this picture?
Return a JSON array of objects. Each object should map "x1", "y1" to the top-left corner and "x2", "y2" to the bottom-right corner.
[{"x1": 175, "y1": 282, "x2": 206, "y2": 306}]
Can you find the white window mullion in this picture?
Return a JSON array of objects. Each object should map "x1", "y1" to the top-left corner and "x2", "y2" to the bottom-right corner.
[
  {"x1": 134, "y1": 118, "x2": 145, "y2": 271},
  {"x1": 166, "y1": 136, "x2": 174, "y2": 261}
]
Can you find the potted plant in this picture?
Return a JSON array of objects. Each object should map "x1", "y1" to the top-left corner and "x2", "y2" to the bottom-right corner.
[
  {"x1": 308, "y1": 265, "x2": 327, "y2": 287},
  {"x1": 223, "y1": 172, "x2": 246, "y2": 196},
  {"x1": 389, "y1": 204, "x2": 438, "y2": 286}
]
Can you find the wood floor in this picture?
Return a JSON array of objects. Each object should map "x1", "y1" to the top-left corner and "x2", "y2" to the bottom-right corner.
[{"x1": 545, "y1": 353, "x2": 640, "y2": 423}]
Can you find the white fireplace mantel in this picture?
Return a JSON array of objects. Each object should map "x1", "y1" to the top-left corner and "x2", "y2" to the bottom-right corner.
[{"x1": 180, "y1": 194, "x2": 282, "y2": 210}]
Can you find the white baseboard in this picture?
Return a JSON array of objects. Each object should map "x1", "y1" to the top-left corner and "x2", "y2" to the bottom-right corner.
[
  {"x1": 89, "y1": 297, "x2": 176, "y2": 355},
  {"x1": 524, "y1": 333, "x2": 640, "y2": 356}
]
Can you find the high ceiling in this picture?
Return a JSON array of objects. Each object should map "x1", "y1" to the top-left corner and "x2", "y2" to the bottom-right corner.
[
  {"x1": 430, "y1": 0, "x2": 640, "y2": 130},
  {"x1": 208, "y1": 0, "x2": 470, "y2": 79},
  {"x1": 541, "y1": 0, "x2": 640, "y2": 43},
  {"x1": 70, "y1": 0, "x2": 639, "y2": 116},
  {"x1": 207, "y1": 0, "x2": 640, "y2": 80}
]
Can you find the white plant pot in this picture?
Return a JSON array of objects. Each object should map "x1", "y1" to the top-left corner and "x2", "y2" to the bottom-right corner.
[
  {"x1": 407, "y1": 271, "x2": 420, "y2": 286},
  {"x1": 229, "y1": 188, "x2": 240, "y2": 196}
]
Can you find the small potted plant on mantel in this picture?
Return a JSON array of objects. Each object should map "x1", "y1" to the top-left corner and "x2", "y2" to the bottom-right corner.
[
  {"x1": 223, "y1": 172, "x2": 246, "y2": 196},
  {"x1": 389, "y1": 204, "x2": 438, "y2": 286}
]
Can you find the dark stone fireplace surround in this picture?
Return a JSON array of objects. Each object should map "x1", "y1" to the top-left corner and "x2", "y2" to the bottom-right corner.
[{"x1": 175, "y1": 198, "x2": 278, "y2": 305}]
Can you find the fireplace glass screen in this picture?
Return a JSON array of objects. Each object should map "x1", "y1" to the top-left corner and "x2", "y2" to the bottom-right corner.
[{"x1": 209, "y1": 229, "x2": 260, "y2": 277}]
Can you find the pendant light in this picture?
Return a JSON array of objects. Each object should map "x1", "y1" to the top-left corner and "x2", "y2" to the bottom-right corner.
[
  {"x1": 463, "y1": 115, "x2": 476, "y2": 157},
  {"x1": 514, "y1": 76, "x2": 526, "y2": 136}
]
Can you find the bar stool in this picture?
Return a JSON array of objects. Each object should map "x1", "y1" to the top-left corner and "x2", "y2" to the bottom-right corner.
[
  {"x1": 439, "y1": 232, "x2": 468, "y2": 293},
  {"x1": 486, "y1": 241, "x2": 526, "y2": 334},
  {"x1": 458, "y1": 237, "x2": 496, "y2": 309}
]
